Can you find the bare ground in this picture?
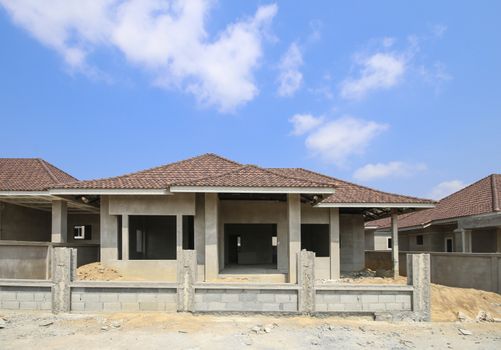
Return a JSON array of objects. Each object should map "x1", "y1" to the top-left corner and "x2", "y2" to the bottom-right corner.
[{"x1": 1, "y1": 311, "x2": 500, "y2": 350}]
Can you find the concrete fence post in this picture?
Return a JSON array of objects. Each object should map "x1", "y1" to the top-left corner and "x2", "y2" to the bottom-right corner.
[
  {"x1": 52, "y1": 247, "x2": 73, "y2": 313},
  {"x1": 407, "y1": 253, "x2": 431, "y2": 321},
  {"x1": 177, "y1": 250, "x2": 197, "y2": 312},
  {"x1": 298, "y1": 250, "x2": 315, "y2": 313}
]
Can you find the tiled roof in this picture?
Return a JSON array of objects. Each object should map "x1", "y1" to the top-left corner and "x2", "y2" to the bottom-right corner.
[
  {"x1": 54, "y1": 153, "x2": 242, "y2": 189},
  {"x1": 368, "y1": 174, "x2": 501, "y2": 229},
  {"x1": 174, "y1": 165, "x2": 333, "y2": 188},
  {"x1": 269, "y1": 168, "x2": 434, "y2": 205},
  {"x1": 0, "y1": 158, "x2": 76, "y2": 191}
]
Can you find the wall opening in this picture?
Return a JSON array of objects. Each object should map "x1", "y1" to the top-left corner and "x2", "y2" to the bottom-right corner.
[
  {"x1": 129, "y1": 215, "x2": 176, "y2": 260},
  {"x1": 224, "y1": 223, "x2": 277, "y2": 267},
  {"x1": 182, "y1": 215, "x2": 194, "y2": 250},
  {"x1": 301, "y1": 224, "x2": 329, "y2": 257}
]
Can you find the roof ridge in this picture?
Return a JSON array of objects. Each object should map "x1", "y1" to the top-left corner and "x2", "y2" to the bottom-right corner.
[
  {"x1": 51, "y1": 153, "x2": 240, "y2": 188},
  {"x1": 264, "y1": 167, "x2": 335, "y2": 187},
  {"x1": 491, "y1": 174, "x2": 500, "y2": 211},
  {"x1": 288, "y1": 167, "x2": 434, "y2": 203},
  {"x1": 37, "y1": 158, "x2": 59, "y2": 183}
]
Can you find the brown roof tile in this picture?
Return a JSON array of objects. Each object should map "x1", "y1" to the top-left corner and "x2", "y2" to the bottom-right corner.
[
  {"x1": 0, "y1": 158, "x2": 76, "y2": 191},
  {"x1": 368, "y1": 174, "x2": 501, "y2": 229},
  {"x1": 269, "y1": 168, "x2": 434, "y2": 205}
]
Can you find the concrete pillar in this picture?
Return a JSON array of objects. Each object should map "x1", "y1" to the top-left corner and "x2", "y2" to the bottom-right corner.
[
  {"x1": 204, "y1": 193, "x2": 219, "y2": 281},
  {"x1": 287, "y1": 194, "x2": 301, "y2": 283},
  {"x1": 52, "y1": 247, "x2": 73, "y2": 313},
  {"x1": 406, "y1": 253, "x2": 431, "y2": 321},
  {"x1": 51, "y1": 200, "x2": 67, "y2": 243},
  {"x1": 0, "y1": 202, "x2": 4, "y2": 240},
  {"x1": 329, "y1": 208, "x2": 340, "y2": 280},
  {"x1": 121, "y1": 214, "x2": 129, "y2": 260},
  {"x1": 464, "y1": 229, "x2": 472, "y2": 252},
  {"x1": 177, "y1": 250, "x2": 197, "y2": 312},
  {"x1": 298, "y1": 250, "x2": 315, "y2": 313},
  {"x1": 194, "y1": 194, "x2": 206, "y2": 266},
  {"x1": 176, "y1": 214, "x2": 183, "y2": 258},
  {"x1": 391, "y1": 209, "x2": 399, "y2": 278},
  {"x1": 453, "y1": 228, "x2": 469, "y2": 252},
  {"x1": 100, "y1": 196, "x2": 118, "y2": 262}
]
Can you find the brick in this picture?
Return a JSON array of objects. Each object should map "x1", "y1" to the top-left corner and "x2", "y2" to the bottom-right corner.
[
  {"x1": 85, "y1": 302, "x2": 103, "y2": 311},
  {"x1": 71, "y1": 302, "x2": 85, "y2": 311},
  {"x1": 19, "y1": 301, "x2": 37, "y2": 310},
  {"x1": 2, "y1": 301, "x2": 20, "y2": 309}
]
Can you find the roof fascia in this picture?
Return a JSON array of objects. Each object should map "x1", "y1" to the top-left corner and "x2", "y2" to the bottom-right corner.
[
  {"x1": 170, "y1": 186, "x2": 335, "y2": 194},
  {"x1": 49, "y1": 189, "x2": 172, "y2": 195},
  {"x1": 315, "y1": 202, "x2": 435, "y2": 209}
]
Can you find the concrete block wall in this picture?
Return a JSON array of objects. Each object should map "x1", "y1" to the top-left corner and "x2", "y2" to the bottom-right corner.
[
  {"x1": 0, "y1": 285, "x2": 52, "y2": 311},
  {"x1": 71, "y1": 287, "x2": 177, "y2": 312},
  {"x1": 194, "y1": 288, "x2": 298, "y2": 312},
  {"x1": 315, "y1": 289, "x2": 412, "y2": 312}
]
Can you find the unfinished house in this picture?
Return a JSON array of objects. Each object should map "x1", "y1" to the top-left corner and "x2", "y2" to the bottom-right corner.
[
  {"x1": 36, "y1": 153, "x2": 434, "y2": 283},
  {"x1": 367, "y1": 174, "x2": 501, "y2": 253}
]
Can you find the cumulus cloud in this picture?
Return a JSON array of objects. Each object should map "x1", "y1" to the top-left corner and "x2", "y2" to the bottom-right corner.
[
  {"x1": 277, "y1": 42, "x2": 303, "y2": 97},
  {"x1": 289, "y1": 113, "x2": 324, "y2": 136},
  {"x1": 0, "y1": 0, "x2": 278, "y2": 112},
  {"x1": 340, "y1": 52, "x2": 406, "y2": 100},
  {"x1": 429, "y1": 180, "x2": 466, "y2": 200},
  {"x1": 300, "y1": 116, "x2": 389, "y2": 165},
  {"x1": 353, "y1": 161, "x2": 427, "y2": 181}
]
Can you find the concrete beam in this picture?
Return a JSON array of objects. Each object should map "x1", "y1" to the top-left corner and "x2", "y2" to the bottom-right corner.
[
  {"x1": 51, "y1": 200, "x2": 67, "y2": 243},
  {"x1": 287, "y1": 194, "x2": 301, "y2": 284},
  {"x1": 329, "y1": 208, "x2": 340, "y2": 280},
  {"x1": 391, "y1": 209, "x2": 399, "y2": 278},
  {"x1": 122, "y1": 214, "x2": 129, "y2": 260},
  {"x1": 204, "y1": 193, "x2": 219, "y2": 281}
]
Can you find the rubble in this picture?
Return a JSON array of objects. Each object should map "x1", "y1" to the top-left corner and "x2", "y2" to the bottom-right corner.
[
  {"x1": 458, "y1": 328, "x2": 473, "y2": 336},
  {"x1": 475, "y1": 311, "x2": 494, "y2": 322}
]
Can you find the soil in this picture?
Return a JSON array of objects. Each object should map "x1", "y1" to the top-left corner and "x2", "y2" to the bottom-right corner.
[
  {"x1": 1, "y1": 311, "x2": 500, "y2": 349},
  {"x1": 76, "y1": 262, "x2": 124, "y2": 281}
]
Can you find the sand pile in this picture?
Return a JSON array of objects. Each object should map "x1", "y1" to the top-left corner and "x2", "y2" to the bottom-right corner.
[{"x1": 77, "y1": 263, "x2": 123, "y2": 281}]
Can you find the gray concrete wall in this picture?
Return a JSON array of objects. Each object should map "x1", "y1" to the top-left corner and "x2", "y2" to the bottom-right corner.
[
  {"x1": 340, "y1": 214, "x2": 365, "y2": 272},
  {"x1": 364, "y1": 229, "x2": 375, "y2": 250},
  {"x1": 108, "y1": 194, "x2": 195, "y2": 216},
  {"x1": 67, "y1": 214, "x2": 100, "y2": 244},
  {"x1": 0, "y1": 243, "x2": 49, "y2": 279},
  {"x1": 0, "y1": 202, "x2": 51, "y2": 241},
  {"x1": 374, "y1": 231, "x2": 391, "y2": 251},
  {"x1": 471, "y1": 228, "x2": 499, "y2": 253}
]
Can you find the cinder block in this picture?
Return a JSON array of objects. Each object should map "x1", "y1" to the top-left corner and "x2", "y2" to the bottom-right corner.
[
  {"x1": 385, "y1": 303, "x2": 405, "y2": 311},
  {"x1": 241, "y1": 302, "x2": 262, "y2": 311},
  {"x1": 257, "y1": 293, "x2": 275, "y2": 302},
  {"x1": 100, "y1": 293, "x2": 118, "y2": 302},
  {"x1": 103, "y1": 302, "x2": 122, "y2": 312},
  {"x1": 157, "y1": 292, "x2": 176, "y2": 302},
  {"x1": 360, "y1": 294, "x2": 378, "y2": 303},
  {"x1": 396, "y1": 294, "x2": 411, "y2": 303},
  {"x1": 1, "y1": 301, "x2": 20, "y2": 309},
  {"x1": 204, "y1": 293, "x2": 223, "y2": 302},
  {"x1": 194, "y1": 294, "x2": 204, "y2": 303},
  {"x1": 327, "y1": 303, "x2": 344, "y2": 312},
  {"x1": 71, "y1": 302, "x2": 85, "y2": 311},
  {"x1": 118, "y1": 293, "x2": 137, "y2": 303},
  {"x1": 85, "y1": 302, "x2": 103, "y2": 311},
  {"x1": 239, "y1": 293, "x2": 257, "y2": 302},
  {"x1": 320, "y1": 293, "x2": 340, "y2": 303},
  {"x1": 315, "y1": 303, "x2": 327, "y2": 312},
  {"x1": 378, "y1": 294, "x2": 396, "y2": 303},
  {"x1": 261, "y1": 303, "x2": 280, "y2": 312},
  {"x1": 343, "y1": 303, "x2": 363, "y2": 312},
  {"x1": 221, "y1": 293, "x2": 239, "y2": 303},
  {"x1": 223, "y1": 302, "x2": 244, "y2": 311},
  {"x1": 281, "y1": 302, "x2": 297, "y2": 312},
  {"x1": 164, "y1": 302, "x2": 177, "y2": 312},
  {"x1": 137, "y1": 293, "x2": 158, "y2": 302},
  {"x1": 16, "y1": 292, "x2": 34, "y2": 301},
  {"x1": 340, "y1": 294, "x2": 360, "y2": 304},
  {"x1": 34, "y1": 292, "x2": 50, "y2": 301},
  {"x1": 275, "y1": 294, "x2": 291, "y2": 303},
  {"x1": 0, "y1": 292, "x2": 17, "y2": 301},
  {"x1": 121, "y1": 303, "x2": 140, "y2": 312},
  {"x1": 367, "y1": 303, "x2": 386, "y2": 311},
  {"x1": 139, "y1": 302, "x2": 162, "y2": 311},
  {"x1": 207, "y1": 302, "x2": 226, "y2": 311},
  {"x1": 403, "y1": 302, "x2": 412, "y2": 310},
  {"x1": 40, "y1": 302, "x2": 52, "y2": 310},
  {"x1": 81, "y1": 293, "x2": 100, "y2": 302},
  {"x1": 19, "y1": 301, "x2": 37, "y2": 310}
]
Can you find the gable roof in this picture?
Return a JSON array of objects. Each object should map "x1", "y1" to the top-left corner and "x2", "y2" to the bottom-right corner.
[
  {"x1": 368, "y1": 174, "x2": 501, "y2": 229},
  {"x1": 0, "y1": 158, "x2": 76, "y2": 192},
  {"x1": 269, "y1": 168, "x2": 434, "y2": 206}
]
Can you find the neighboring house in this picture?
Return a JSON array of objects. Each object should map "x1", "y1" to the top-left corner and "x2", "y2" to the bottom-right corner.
[
  {"x1": 1, "y1": 154, "x2": 434, "y2": 282},
  {"x1": 367, "y1": 174, "x2": 501, "y2": 253},
  {"x1": 0, "y1": 158, "x2": 99, "y2": 242}
]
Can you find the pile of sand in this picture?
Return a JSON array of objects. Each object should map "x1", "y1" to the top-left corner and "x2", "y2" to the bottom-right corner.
[{"x1": 77, "y1": 263, "x2": 123, "y2": 281}]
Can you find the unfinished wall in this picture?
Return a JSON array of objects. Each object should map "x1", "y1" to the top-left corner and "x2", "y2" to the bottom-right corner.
[
  {"x1": 67, "y1": 214, "x2": 100, "y2": 244},
  {"x1": 0, "y1": 284, "x2": 52, "y2": 311},
  {"x1": 471, "y1": 228, "x2": 498, "y2": 253},
  {"x1": 340, "y1": 214, "x2": 365, "y2": 272},
  {"x1": 0, "y1": 202, "x2": 50, "y2": 241},
  {"x1": 108, "y1": 193, "x2": 195, "y2": 216},
  {"x1": 374, "y1": 231, "x2": 391, "y2": 251},
  {"x1": 0, "y1": 243, "x2": 49, "y2": 279},
  {"x1": 364, "y1": 229, "x2": 375, "y2": 250}
]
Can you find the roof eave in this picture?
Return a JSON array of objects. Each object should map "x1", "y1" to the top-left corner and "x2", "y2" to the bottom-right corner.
[
  {"x1": 315, "y1": 202, "x2": 435, "y2": 209},
  {"x1": 169, "y1": 186, "x2": 335, "y2": 194},
  {"x1": 49, "y1": 188, "x2": 172, "y2": 195}
]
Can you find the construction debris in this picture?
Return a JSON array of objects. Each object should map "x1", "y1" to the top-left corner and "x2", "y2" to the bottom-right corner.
[{"x1": 458, "y1": 328, "x2": 473, "y2": 336}]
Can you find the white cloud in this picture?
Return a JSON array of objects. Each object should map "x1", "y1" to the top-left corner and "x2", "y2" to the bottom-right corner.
[
  {"x1": 277, "y1": 42, "x2": 303, "y2": 97},
  {"x1": 340, "y1": 52, "x2": 406, "y2": 100},
  {"x1": 430, "y1": 24, "x2": 447, "y2": 38},
  {"x1": 0, "y1": 0, "x2": 278, "y2": 112},
  {"x1": 429, "y1": 180, "x2": 466, "y2": 200},
  {"x1": 289, "y1": 113, "x2": 324, "y2": 136},
  {"x1": 353, "y1": 161, "x2": 427, "y2": 181},
  {"x1": 418, "y1": 62, "x2": 452, "y2": 94},
  {"x1": 303, "y1": 116, "x2": 389, "y2": 165}
]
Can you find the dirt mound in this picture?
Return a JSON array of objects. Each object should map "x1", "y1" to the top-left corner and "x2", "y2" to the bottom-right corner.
[{"x1": 77, "y1": 263, "x2": 123, "y2": 281}]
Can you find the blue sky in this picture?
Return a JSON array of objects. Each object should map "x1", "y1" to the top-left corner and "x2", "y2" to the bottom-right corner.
[{"x1": 0, "y1": 1, "x2": 500, "y2": 199}]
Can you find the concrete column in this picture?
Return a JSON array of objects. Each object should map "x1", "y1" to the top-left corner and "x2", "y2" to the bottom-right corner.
[
  {"x1": 177, "y1": 250, "x2": 197, "y2": 312},
  {"x1": 100, "y1": 196, "x2": 118, "y2": 262},
  {"x1": 298, "y1": 250, "x2": 315, "y2": 313},
  {"x1": 176, "y1": 214, "x2": 183, "y2": 258},
  {"x1": 51, "y1": 200, "x2": 67, "y2": 243},
  {"x1": 0, "y1": 202, "x2": 4, "y2": 240},
  {"x1": 287, "y1": 194, "x2": 301, "y2": 284},
  {"x1": 453, "y1": 228, "x2": 465, "y2": 252},
  {"x1": 406, "y1": 253, "x2": 431, "y2": 321},
  {"x1": 52, "y1": 247, "x2": 73, "y2": 313},
  {"x1": 204, "y1": 193, "x2": 219, "y2": 281},
  {"x1": 464, "y1": 229, "x2": 472, "y2": 252},
  {"x1": 391, "y1": 209, "x2": 399, "y2": 278},
  {"x1": 329, "y1": 208, "x2": 340, "y2": 280},
  {"x1": 121, "y1": 214, "x2": 129, "y2": 260}
]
